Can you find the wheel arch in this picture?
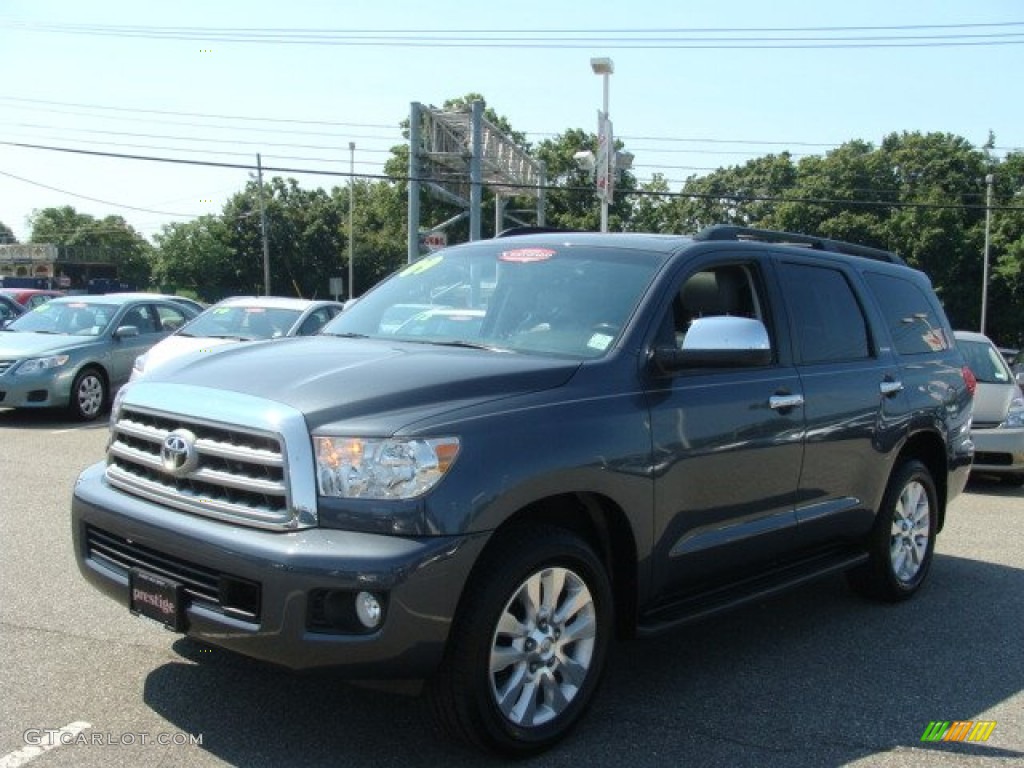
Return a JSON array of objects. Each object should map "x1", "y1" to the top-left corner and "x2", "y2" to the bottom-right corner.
[
  {"x1": 466, "y1": 492, "x2": 638, "y2": 640},
  {"x1": 895, "y1": 430, "x2": 949, "y2": 531}
]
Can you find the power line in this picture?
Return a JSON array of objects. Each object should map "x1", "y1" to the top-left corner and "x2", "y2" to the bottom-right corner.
[
  {"x1": 3, "y1": 138, "x2": 1022, "y2": 213},
  {"x1": 0, "y1": 122, "x2": 398, "y2": 154},
  {"x1": 0, "y1": 96, "x2": 399, "y2": 130},
  {"x1": 5, "y1": 96, "x2": 1018, "y2": 155},
  {"x1": 5, "y1": 20, "x2": 1024, "y2": 48},
  {"x1": 0, "y1": 169, "x2": 199, "y2": 216}
]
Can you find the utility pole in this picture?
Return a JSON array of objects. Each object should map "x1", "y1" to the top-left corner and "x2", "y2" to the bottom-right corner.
[
  {"x1": 348, "y1": 142, "x2": 355, "y2": 301},
  {"x1": 257, "y1": 153, "x2": 270, "y2": 296},
  {"x1": 981, "y1": 173, "x2": 993, "y2": 334}
]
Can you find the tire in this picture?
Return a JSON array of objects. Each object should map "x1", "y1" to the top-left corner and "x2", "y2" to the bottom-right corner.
[
  {"x1": 847, "y1": 459, "x2": 938, "y2": 601},
  {"x1": 69, "y1": 368, "x2": 107, "y2": 421},
  {"x1": 426, "y1": 525, "x2": 612, "y2": 757}
]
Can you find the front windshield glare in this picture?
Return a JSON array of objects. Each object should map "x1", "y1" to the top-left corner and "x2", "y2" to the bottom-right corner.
[
  {"x1": 320, "y1": 243, "x2": 659, "y2": 358},
  {"x1": 6, "y1": 300, "x2": 115, "y2": 336}
]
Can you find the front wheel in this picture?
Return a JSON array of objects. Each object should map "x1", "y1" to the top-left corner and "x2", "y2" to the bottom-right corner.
[
  {"x1": 847, "y1": 459, "x2": 938, "y2": 601},
  {"x1": 69, "y1": 368, "x2": 107, "y2": 421},
  {"x1": 427, "y1": 525, "x2": 612, "y2": 756}
]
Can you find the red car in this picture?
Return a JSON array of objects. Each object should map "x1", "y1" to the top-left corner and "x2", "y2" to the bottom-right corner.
[{"x1": 0, "y1": 288, "x2": 66, "y2": 309}]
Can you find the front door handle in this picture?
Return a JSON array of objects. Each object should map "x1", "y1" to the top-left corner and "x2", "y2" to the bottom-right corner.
[
  {"x1": 880, "y1": 379, "x2": 904, "y2": 397},
  {"x1": 769, "y1": 394, "x2": 805, "y2": 411}
]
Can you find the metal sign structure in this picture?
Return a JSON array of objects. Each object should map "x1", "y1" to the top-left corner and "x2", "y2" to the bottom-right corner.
[{"x1": 407, "y1": 100, "x2": 546, "y2": 262}]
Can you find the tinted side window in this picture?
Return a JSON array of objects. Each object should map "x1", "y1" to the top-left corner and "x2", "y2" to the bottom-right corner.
[
  {"x1": 862, "y1": 272, "x2": 951, "y2": 355},
  {"x1": 122, "y1": 305, "x2": 159, "y2": 334},
  {"x1": 155, "y1": 305, "x2": 189, "y2": 333},
  {"x1": 298, "y1": 307, "x2": 334, "y2": 336},
  {"x1": 777, "y1": 263, "x2": 870, "y2": 364}
]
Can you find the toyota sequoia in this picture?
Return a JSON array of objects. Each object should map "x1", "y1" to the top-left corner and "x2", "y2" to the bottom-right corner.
[{"x1": 71, "y1": 226, "x2": 976, "y2": 755}]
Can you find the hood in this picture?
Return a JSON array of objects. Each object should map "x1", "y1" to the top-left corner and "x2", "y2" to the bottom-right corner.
[
  {"x1": 140, "y1": 334, "x2": 241, "y2": 374},
  {"x1": 0, "y1": 331, "x2": 96, "y2": 357},
  {"x1": 143, "y1": 336, "x2": 581, "y2": 432},
  {"x1": 972, "y1": 381, "x2": 1022, "y2": 424}
]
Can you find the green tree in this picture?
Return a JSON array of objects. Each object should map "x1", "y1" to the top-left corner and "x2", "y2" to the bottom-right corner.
[
  {"x1": 28, "y1": 205, "x2": 153, "y2": 287},
  {"x1": 153, "y1": 215, "x2": 238, "y2": 301},
  {"x1": 0, "y1": 220, "x2": 17, "y2": 244},
  {"x1": 534, "y1": 127, "x2": 639, "y2": 232},
  {"x1": 984, "y1": 151, "x2": 1024, "y2": 347}
]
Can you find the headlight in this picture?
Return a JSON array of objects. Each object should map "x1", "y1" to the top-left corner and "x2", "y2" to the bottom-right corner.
[
  {"x1": 1004, "y1": 394, "x2": 1024, "y2": 428},
  {"x1": 315, "y1": 436, "x2": 460, "y2": 500},
  {"x1": 15, "y1": 355, "x2": 70, "y2": 375}
]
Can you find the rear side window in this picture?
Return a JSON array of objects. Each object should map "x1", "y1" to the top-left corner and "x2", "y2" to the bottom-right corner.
[
  {"x1": 863, "y1": 272, "x2": 951, "y2": 355},
  {"x1": 777, "y1": 263, "x2": 871, "y2": 363}
]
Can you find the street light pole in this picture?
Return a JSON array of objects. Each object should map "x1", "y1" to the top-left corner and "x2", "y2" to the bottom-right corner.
[
  {"x1": 591, "y1": 57, "x2": 614, "y2": 233},
  {"x1": 256, "y1": 153, "x2": 270, "y2": 296},
  {"x1": 981, "y1": 173, "x2": 993, "y2": 334},
  {"x1": 348, "y1": 141, "x2": 355, "y2": 301}
]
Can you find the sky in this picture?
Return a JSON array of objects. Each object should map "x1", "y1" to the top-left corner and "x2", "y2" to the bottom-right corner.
[{"x1": 1, "y1": 0, "x2": 1022, "y2": 244}]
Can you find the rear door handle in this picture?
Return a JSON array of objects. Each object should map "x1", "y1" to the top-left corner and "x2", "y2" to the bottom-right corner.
[{"x1": 769, "y1": 394, "x2": 805, "y2": 411}]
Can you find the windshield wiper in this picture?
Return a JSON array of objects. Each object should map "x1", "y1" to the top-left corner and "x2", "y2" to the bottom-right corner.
[
  {"x1": 422, "y1": 339, "x2": 511, "y2": 353},
  {"x1": 322, "y1": 332, "x2": 369, "y2": 339}
]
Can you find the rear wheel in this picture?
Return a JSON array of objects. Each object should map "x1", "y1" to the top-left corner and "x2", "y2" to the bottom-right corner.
[
  {"x1": 427, "y1": 525, "x2": 612, "y2": 756},
  {"x1": 848, "y1": 459, "x2": 937, "y2": 601},
  {"x1": 69, "y1": 368, "x2": 107, "y2": 421}
]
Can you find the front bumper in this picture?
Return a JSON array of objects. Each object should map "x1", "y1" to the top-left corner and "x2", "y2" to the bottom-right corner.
[
  {"x1": 0, "y1": 367, "x2": 73, "y2": 409},
  {"x1": 970, "y1": 426, "x2": 1024, "y2": 476},
  {"x1": 71, "y1": 462, "x2": 487, "y2": 676}
]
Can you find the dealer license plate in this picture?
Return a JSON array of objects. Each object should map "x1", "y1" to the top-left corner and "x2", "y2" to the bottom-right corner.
[{"x1": 129, "y1": 568, "x2": 185, "y2": 632}]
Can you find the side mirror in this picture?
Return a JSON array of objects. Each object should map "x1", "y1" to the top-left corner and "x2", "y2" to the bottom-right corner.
[
  {"x1": 652, "y1": 316, "x2": 772, "y2": 373},
  {"x1": 114, "y1": 325, "x2": 140, "y2": 339}
]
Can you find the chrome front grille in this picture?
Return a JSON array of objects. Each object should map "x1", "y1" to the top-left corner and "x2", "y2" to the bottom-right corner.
[
  {"x1": 107, "y1": 404, "x2": 295, "y2": 529},
  {"x1": 0, "y1": 359, "x2": 14, "y2": 376}
]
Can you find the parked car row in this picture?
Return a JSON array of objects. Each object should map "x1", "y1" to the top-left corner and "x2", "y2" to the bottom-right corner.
[{"x1": 0, "y1": 293, "x2": 344, "y2": 420}]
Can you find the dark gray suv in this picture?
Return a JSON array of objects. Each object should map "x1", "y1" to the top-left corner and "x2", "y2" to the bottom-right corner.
[{"x1": 71, "y1": 226, "x2": 975, "y2": 755}]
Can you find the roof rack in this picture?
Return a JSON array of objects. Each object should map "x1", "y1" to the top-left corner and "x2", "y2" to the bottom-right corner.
[
  {"x1": 694, "y1": 225, "x2": 906, "y2": 265},
  {"x1": 494, "y1": 226, "x2": 582, "y2": 238}
]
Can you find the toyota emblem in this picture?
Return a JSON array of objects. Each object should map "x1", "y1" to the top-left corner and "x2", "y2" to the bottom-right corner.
[{"x1": 161, "y1": 429, "x2": 199, "y2": 477}]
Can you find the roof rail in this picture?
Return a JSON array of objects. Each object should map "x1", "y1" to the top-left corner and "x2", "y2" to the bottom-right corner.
[
  {"x1": 694, "y1": 225, "x2": 906, "y2": 265},
  {"x1": 494, "y1": 226, "x2": 583, "y2": 238}
]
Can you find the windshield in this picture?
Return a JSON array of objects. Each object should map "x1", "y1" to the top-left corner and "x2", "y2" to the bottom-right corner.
[
  {"x1": 184, "y1": 305, "x2": 302, "y2": 339},
  {"x1": 6, "y1": 300, "x2": 117, "y2": 337},
  {"x1": 321, "y1": 242, "x2": 661, "y2": 358},
  {"x1": 959, "y1": 338, "x2": 1014, "y2": 384}
]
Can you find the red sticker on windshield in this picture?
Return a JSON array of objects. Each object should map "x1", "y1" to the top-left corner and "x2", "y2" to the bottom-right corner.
[{"x1": 499, "y1": 248, "x2": 556, "y2": 263}]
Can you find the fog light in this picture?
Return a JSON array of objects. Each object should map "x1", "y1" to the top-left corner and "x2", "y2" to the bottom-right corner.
[{"x1": 355, "y1": 591, "x2": 382, "y2": 629}]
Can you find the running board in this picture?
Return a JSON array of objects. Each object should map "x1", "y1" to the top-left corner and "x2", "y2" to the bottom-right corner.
[{"x1": 636, "y1": 550, "x2": 869, "y2": 637}]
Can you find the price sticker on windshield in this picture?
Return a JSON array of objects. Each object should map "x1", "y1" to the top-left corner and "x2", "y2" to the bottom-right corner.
[{"x1": 499, "y1": 248, "x2": 556, "y2": 263}]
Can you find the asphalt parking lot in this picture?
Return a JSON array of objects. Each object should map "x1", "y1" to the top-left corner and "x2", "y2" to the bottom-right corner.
[{"x1": 1, "y1": 408, "x2": 1021, "y2": 768}]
